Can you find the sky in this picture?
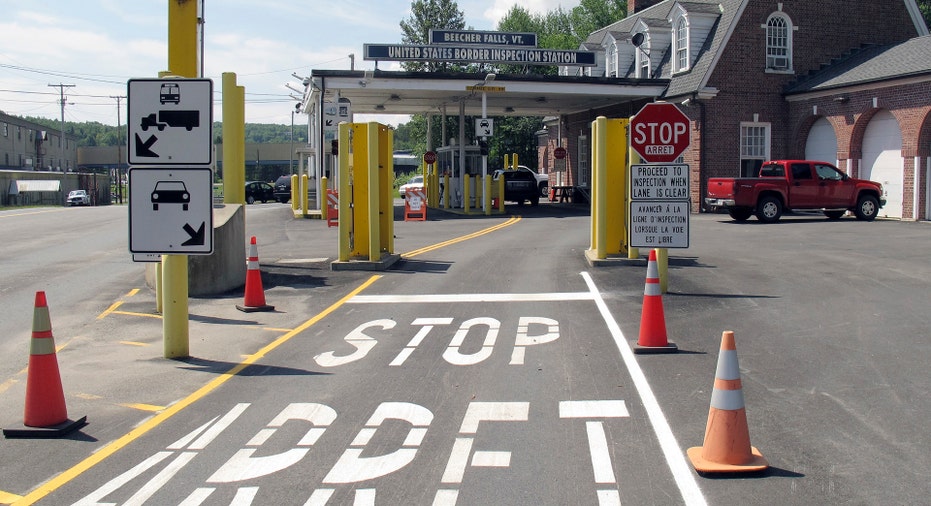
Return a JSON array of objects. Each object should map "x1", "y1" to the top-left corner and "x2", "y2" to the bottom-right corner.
[{"x1": 0, "y1": 0, "x2": 576, "y2": 127}]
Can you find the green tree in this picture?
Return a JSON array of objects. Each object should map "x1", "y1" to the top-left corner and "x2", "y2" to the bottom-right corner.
[
  {"x1": 919, "y1": 0, "x2": 931, "y2": 29},
  {"x1": 569, "y1": 0, "x2": 626, "y2": 42},
  {"x1": 400, "y1": 0, "x2": 467, "y2": 72}
]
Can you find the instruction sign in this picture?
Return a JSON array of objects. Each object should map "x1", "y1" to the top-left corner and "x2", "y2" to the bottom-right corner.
[
  {"x1": 629, "y1": 201, "x2": 690, "y2": 248},
  {"x1": 127, "y1": 78, "x2": 213, "y2": 165},
  {"x1": 629, "y1": 164, "x2": 690, "y2": 249},
  {"x1": 128, "y1": 167, "x2": 214, "y2": 255}
]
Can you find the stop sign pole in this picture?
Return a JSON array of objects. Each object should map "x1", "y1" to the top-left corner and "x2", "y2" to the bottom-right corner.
[{"x1": 630, "y1": 102, "x2": 690, "y2": 163}]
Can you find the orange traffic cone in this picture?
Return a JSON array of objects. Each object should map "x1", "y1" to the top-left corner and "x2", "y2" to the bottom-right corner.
[
  {"x1": 236, "y1": 236, "x2": 275, "y2": 313},
  {"x1": 3, "y1": 292, "x2": 87, "y2": 438},
  {"x1": 687, "y1": 331, "x2": 768, "y2": 473},
  {"x1": 634, "y1": 249, "x2": 677, "y2": 353}
]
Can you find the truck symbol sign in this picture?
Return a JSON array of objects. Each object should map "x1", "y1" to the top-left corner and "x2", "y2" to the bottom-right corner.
[{"x1": 141, "y1": 111, "x2": 199, "y2": 131}]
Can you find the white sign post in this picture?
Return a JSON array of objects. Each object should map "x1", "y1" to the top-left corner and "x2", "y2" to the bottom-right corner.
[
  {"x1": 629, "y1": 163, "x2": 690, "y2": 249},
  {"x1": 129, "y1": 167, "x2": 214, "y2": 255},
  {"x1": 127, "y1": 78, "x2": 213, "y2": 165}
]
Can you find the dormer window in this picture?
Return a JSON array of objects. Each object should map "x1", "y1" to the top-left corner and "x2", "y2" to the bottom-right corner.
[
  {"x1": 765, "y1": 12, "x2": 793, "y2": 71},
  {"x1": 673, "y1": 17, "x2": 689, "y2": 72},
  {"x1": 607, "y1": 42, "x2": 618, "y2": 77}
]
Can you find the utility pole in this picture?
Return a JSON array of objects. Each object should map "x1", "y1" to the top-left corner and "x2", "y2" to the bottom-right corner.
[
  {"x1": 48, "y1": 83, "x2": 75, "y2": 171},
  {"x1": 110, "y1": 95, "x2": 126, "y2": 203}
]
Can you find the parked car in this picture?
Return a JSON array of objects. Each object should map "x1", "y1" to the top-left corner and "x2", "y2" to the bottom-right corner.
[
  {"x1": 273, "y1": 175, "x2": 292, "y2": 203},
  {"x1": 67, "y1": 189, "x2": 90, "y2": 206},
  {"x1": 245, "y1": 181, "x2": 275, "y2": 204},
  {"x1": 399, "y1": 175, "x2": 424, "y2": 199},
  {"x1": 494, "y1": 169, "x2": 539, "y2": 206},
  {"x1": 516, "y1": 165, "x2": 549, "y2": 197},
  {"x1": 705, "y1": 160, "x2": 884, "y2": 222}
]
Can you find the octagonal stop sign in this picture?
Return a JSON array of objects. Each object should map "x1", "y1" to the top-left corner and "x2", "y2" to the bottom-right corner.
[{"x1": 630, "y1": 103, "x2": 691, "y2": 163}]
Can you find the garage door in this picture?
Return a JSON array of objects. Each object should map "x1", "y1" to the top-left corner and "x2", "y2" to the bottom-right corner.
[
  {"x1": 805, "y1": 117, "x2": 838, "y2": 164},
  {"x1": 861, "y1": 110, "x2": 903, "y2": 218}
]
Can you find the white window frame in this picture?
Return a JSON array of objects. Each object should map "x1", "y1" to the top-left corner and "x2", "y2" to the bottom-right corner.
[
  {"x1": 637, "y1": 47, "x2": 650, "y2": 78},
  {"x1": 674, "y1": 17, "x2": 689, "y2": 73},
  {"x1": 606, "y1": 42, "x2": 618, "y2": 77},
  {"x1": 765, "y1": 13, "x2": 792, "y2": 71},
  {"x1": 740, "y1": 122, "x2": 771, "y2": 176}
]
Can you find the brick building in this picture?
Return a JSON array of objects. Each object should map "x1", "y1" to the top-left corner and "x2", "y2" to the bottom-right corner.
[{"x1": 546, "y1": 0, "x2": 930, "y2": 220}]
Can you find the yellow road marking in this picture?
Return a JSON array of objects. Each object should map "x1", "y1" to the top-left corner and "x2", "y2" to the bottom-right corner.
[
  {"x1": 401, "y1": 216, "x2": 521, "y2": 259},
  {"x1": 126, "y1": 289, "x2": 140, "y2": 297},
  {"x1": 118, "y1": 403, "x2": 165, "y2": 413},
  {"x1": 96, "y1": 300, "x2": 124, "y2": 320},
  {"x1": 14, "y1": 274, "x2": 381, "y2": 506},
  {"x1": 112, "y1": 310, "x2": 161, "y2": 319},
  {"x1": 1, "y1": 490, "x2": 24, "y2": 503},
  {"x1": 76, "y1": 393, "x2": 103, "y2": 400},
  {"x1": 0, "y1": 378, "x2": 18, "y2": 394},
  {"x1": 119, "y1": 341, "x2": 149, "y2": 347}
]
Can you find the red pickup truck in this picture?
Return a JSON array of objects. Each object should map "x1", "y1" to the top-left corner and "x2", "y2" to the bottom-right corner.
[{"x1": 705, "y1": 160, "x2": 885, "y2": 223}]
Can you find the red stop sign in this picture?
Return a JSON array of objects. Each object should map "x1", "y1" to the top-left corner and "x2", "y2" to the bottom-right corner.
[
  {"x1": 423, "y1": 151, "x2": 437, "y2": 164},
  {"x1": 554, "y1": 146, "x2": 567, "y2": 160},
  {"x1": 630, "y1": 103, "x2": 690, "y2": 163}
]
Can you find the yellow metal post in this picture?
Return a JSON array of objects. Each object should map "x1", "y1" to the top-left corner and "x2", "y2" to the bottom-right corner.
[
  {"x1": 162, "y1": 0, "x2": 200, "y2": 359},
  {"x1": 590, "y1": 117, "x2": 608, "y2": 259},
  {"x1": 604, "y1": 119, "x2": 629, "y2": 255},
  {"x1": 167, "y1": 0, "x2": 198, "y2": 80},
  {"x1": 301, "y1": 174, "x2": 309, "y2": 216},
  {"x1": 463, "y1": 174, "x2": 471, "y2": 215},
  {"x1": 290, "y1": 174, "x2": 299, "y2": 211},
  {"x1": 379, "y1": 125, "x2": 394, "y2": 256},
  {"x1": 497, "y1": 176, "x2": 505, "y2": 212},
  {"x1": 655, "y1": 247, "x2": 669, "y2": 293},
  {"x1": 367, "y1": 123, "x2": 380, "y2": 262},
  {"x1": 222, "y1": 73, "x2": 245, "y2": 205},
  {"x1": 338, "y1": 123, "x2": 351, "y2": 261}
]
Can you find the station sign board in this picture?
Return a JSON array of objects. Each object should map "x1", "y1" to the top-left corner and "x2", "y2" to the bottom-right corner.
[
  {"x1": 363, "y1": 44, "x2": 596, "y2": 67},
  {"x1": 128, "y1": 167, "x2": 214, "y2": 255},
  {"x1": 127, "y1": 78, "x2": 213, "y2": 165},
  {"x1": 430, "y1": 29, "x2": 537, "y2": 47}
]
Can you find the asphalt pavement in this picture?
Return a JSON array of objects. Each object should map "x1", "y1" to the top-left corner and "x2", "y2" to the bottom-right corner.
[{"x1": 1, "y1": 202, "x2": 929, "y2": 505}]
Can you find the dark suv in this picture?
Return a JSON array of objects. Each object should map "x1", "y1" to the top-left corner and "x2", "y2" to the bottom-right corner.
[
  {"x1": 273, "y1": 175, "x2": 292, "y2": 203},
  {"x1": 494, "y1": 169, "x2": 539, "y2": 206}
]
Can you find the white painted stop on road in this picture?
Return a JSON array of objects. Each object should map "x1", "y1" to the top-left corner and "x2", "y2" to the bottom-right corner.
[{"x1": 630, "y1": 103, "x2": 691, "y2": 163}]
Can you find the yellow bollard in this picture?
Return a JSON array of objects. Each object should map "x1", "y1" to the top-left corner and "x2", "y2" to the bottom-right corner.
[
  {"x1": 463, "y1": 174, "x2": 471, "y2": 215},
  {"x1": 484, "y1": 175, "x2": 492, "y2": 216},
  {"x1": 301, "y1": 174, "x2": 309, "y2": 216},
  {"x1": 655, "y1": 248, "x2": 669, "y2": 294}
]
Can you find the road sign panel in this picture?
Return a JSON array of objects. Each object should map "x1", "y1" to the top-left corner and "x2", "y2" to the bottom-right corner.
[
  {"x1": 630, "y1": 103, "x2": 690, "y2": 163},
  {"x1": 129, "y1": 167, "x2": 214, "y2": 255},
  {"x1": 424, "y1": 151, "x2": 437, "y2": 164},
  {"x1": 476, "y1": 118, "x2": 494, "y2": 137},
  {"x1": 630, "y1": 164, "x2": 690, "y2": 200},
  {"x1": 127, "y1": 78, "x2": 213, "y2": 165},
  {"x1": 629, "y1": 200, "x2": 690, "y2": 248},
  {"x1": 554, "y1": 146, "x2": 567, "y2": 160}
]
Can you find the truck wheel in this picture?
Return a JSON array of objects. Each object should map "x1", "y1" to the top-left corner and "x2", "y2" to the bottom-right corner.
[
  {"x1": 246, "y1": 195, "x2": 255, "y2": 204},
  {"x1": 728, "y1": 209, "x2": 753, "y2": 221},
  {"x1": 854, "y1": 195, "x2": 879, "y2": 221},
  {"x1": 540, "y1": 184, "x2": 548, "y2": 198},
  {"x1": 530, "y1": 195, "x2": 539, "y2": 206},
  {"x1": 824, "y1": 210, "x2": 845, "y2": 220},
  {"x1": 755, "y1": 196, "x2": 782, "y2": 223}
]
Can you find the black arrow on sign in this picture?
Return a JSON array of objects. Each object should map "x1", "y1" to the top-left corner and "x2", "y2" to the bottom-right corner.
[
  {"x1": 134, "y1": 133, "x2": 159, "y2": 157},
  {"x1": 325, "y1": 120, "x2": 334, "y2": 126},
  {"x1": 181, "y1": 222, "x2": 206, "y2": 246}
]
